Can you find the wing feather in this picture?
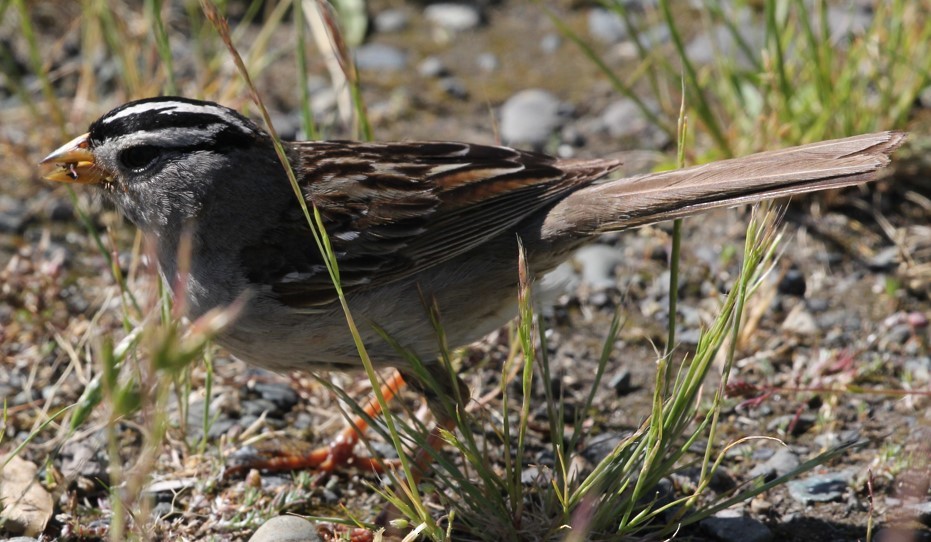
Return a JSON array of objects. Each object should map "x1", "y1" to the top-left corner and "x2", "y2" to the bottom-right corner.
[{"x1": 264, "y1": 141, "x2": 620, "y2": 307}]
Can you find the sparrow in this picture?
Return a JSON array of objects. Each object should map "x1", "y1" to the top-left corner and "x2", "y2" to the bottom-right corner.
[{"x1": 41, "y1": 97, "x2": 904, "y2": 466}]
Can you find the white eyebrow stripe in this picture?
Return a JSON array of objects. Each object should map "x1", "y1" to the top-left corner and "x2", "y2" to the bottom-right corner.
[
  {"x1": 102, "y1": 101, "x2": 255, "y2": 134},
  {"x1": 112, "y1": 124, "x2": 233, "y2": 148}
]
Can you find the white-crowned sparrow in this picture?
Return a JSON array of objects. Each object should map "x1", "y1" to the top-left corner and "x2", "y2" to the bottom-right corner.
[{"x1": 41, "y1": 97, "x2": 904, "y2": 410}]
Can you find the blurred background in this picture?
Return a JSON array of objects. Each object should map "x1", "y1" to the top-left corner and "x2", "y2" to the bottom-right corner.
[{"x1": 1, "y1": 1, "x2": 930, "y2": 540}]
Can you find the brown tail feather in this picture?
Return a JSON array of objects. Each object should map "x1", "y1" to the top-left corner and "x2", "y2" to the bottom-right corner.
[{"x1": 543, "y1": 131, "x2": 906, "y2": 238}]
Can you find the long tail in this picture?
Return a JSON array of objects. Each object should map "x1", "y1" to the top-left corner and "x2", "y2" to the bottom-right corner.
[{"x1": 543, "y1": 131, "x2": 906, "y2": 237}]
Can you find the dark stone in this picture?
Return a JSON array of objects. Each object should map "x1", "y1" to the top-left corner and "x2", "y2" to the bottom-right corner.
[
  {"x1": 609, "y1": 369, "x2": 635, "y2": 396},
  {"x1": 778, "y1": 267, "x2": 807, "y2": 297},
  {"x1": 251, "y1": 382, "x2": 299, "y2": 412},
  {"x1": 786, "y1": 470, "x2": 853, "y2": 504},
  {"x1": 702, "y1": 513, "x2": 774, "y2": 542}
]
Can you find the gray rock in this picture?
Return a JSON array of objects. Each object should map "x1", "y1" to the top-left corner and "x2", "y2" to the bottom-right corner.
[
  {"x1": 781, "y1": 304, "x2": 819, "y2": 336},
  {"x1": 151, "y1": 501, "x2": 175, "y2": 519},
  {"x1": 868, "y1": 245, "x2": 899, "y2": 271},
  {"x1": 747, "y1": 448, "x2": 799, "y2": 480},
  {"x1": 920, "y1": 86, "x2": 931, "y2": 109},
  {"x1": 418, "y1": 56, "x2": 449, "y2": 78},
  {"x1": 49, "y1": 199, "x2": 74, "y2": 221},
  {"x1": 905, "y1": 357, "x2": 931, "y2": 382},
  {"x1": 588, "y1": 8, "x2": 627, "y2": 44},
  {"x1": 767, "y1": 413, "x2": 815, "y2": 435},
  {"x1": 439, "y1": 77, "x2": 469, "y2": 100},
  {"x1": 60, "y1": 439, "x2": 108, "y2": 485},
  {"x1": 268, "y1": 111, "x2": 298, "y2": 140},
  {"x1": 536, "y1": 260, "x2": 580, "y2": 307},
  {"x1": 677, "y1": 328, "x2": 703, "y2": 345},
  {"x1": 807, "y1": 298, "x2": 829, "y2": 312},
  {"x1": 374, "y1": 8, "x2": 409, "y2": 33},
  {"x1": 609, "y1": 369, "x2": 634, "y2": 396},
  {"x1": 185, "y1": 399, "x2": 238, "y2": 441},
  {"x1": 888, "y1": 324, "x2": 912, "y2": 345},
  {"x1": 0, "y1": 195, "x2": 29, "y2": 233},
  {"x1": 639, "y1": 24, "x2": 670, "y2": 47},
  {"x1": 310, "y1": 86, "x2": 338, "y2": 118},
  {"x1": 500, "y1": 89, "x2": 565, "y2": 147},
  {"x1": 249, "y1": 515, "x2": 321, "y2": 542},
  {"x1": 826, "y1": 5, "x2": 873, "y2": 42},
  {"x1": 600, "y1": 98, "x2": 669, "y2": 149},
  {"x1": 685, "y1": 12, "x2": 764, "y2": 68},
  {"x1": 242, "y1": 398, "x2": 281, "y2": 418},
  {"x1": 573, "y1": 244, "x2": 624, "y2": 290},
  {"x1": 581, "y1": 432, "x2": 626, "y2": 464},
  {"x1": 786, "y1": 470, "x2": 854, "y2": 504},
  {"x1": 540, "y1": 33, "x2": 561, "y2": 53},
  {"x1": 908, "y1": 501, "x2": 931, "y2": 526},
  {"x1": 476, "y1": 52, "x2": 498, "y2": 72},
  {"x1": 520, "y1": 465, "x2": 553, "y2": 486},
  {"x1": 425, "y1": 3, "x2": 482, "y2": 32},
  {"x1": 251, "y1": 382, "x2": 299, "y2": 412},
  {"x1": 813, "y1": 429, "x2": 860, "y2": 451},
  {"x1": 702, "y1": 512, "x2": 773, "y2": 542},
  {"x1": 354, "y1": 43, "x2": 407, "y2": 72}
]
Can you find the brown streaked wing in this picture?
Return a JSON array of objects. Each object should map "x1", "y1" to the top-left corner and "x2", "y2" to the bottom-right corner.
[{"x1": 270, "y1": 140, "x2": 621, "y2": 307}]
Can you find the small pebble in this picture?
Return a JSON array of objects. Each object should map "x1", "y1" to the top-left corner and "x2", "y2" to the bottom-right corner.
[
  {"x1": 919, "y1": 86, "x2": 931, "y2": 109},
  {"x1": 581, "y1": 432, "x2": 626, "y2": 464},
  {"x1": 747, "y1": 448, "x2": 799, "y2": 481},
  {"x1": 588, "y1": 8, "x2": 627, "y2": 44},
  {"x1": 600, "y1": 98, "x2": 669, "y2": 149},
  {"x1": 778, "y1": 267, "x2": 807, "y2": 297},
  {"x1": 701, "y1": 513, "x2": 774, "y2": 542},
  {"x1": 573, "y1": 244, "x2": 624, "y2": 290},
  {"x1": 354, "y1": 43, "x2": 407, "y2": 72},
  {"x1": 499, "y1": 89, "x2": 564, "y2": 148},
  {"x1": 904, "y1": 357, "x2": 931, "y2": 381},
  {"x1": 248, "y1": 515, "x2": 322, "y2": 542},
  {"x1": 826, "y1": 5, "x2": 873, "y2": 42},
  {"x1": 639, "y1": 24, "x2": 670, "y2": 47},
  {"x1": 609, "y1": 369, "x2": 634, "y2": 396},
  {"x1": 520, "y1": 465, "x2": 553, "y2": 486},
  {"x1": 251, "y1": 382, "x2": 299, "y2": 412},
  {"x1": 766, "y1": 413, "x2": 815, "y2": 435},
  {"x1": 0, "y1": 195, "x2": 29, "y2": 233},
  {"x1": 425, "y1": 3, "x2": 482, "y2": 32},
  {"x1": 540, "y1": 33, "x2": 561, "y2": 53},
  {"x1": 439, "y1": 77, "x2": 469, "y2": 100},
  {"x1": 373, "y1": 9, "x2": 409, "y2": 33},
  {"x1": 49, "y1": 200, "x2": 74, "y2": 221},
  {"x1": 781, "y1": 304, "x2": 819, "y2": 336},
  {"x1": 685, "y1": 12, "x2": 763, "y2": 68},
  {"x1": 476, "y1": 52, "x2": 499, "y2": 72},
  {"x1": 418, "y1": 56, "x2": 448, "y2": 78},
  {"x1": 867, "y1": 246, "x2": 899, "y2": 271}
]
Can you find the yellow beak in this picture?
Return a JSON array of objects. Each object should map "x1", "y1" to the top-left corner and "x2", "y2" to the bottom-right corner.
[{"x1": 40, "y1": 133, "x2": 104, "y2": 184}]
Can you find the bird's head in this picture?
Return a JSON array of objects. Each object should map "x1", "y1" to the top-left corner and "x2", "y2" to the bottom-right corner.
[{"x1": 41, "y1": 97, "x2": 270, "y2": 232}]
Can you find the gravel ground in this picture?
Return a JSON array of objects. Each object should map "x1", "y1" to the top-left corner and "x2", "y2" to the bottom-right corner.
[{"x1": 1, "y1": 1, "x2": 930, "y2": 541}]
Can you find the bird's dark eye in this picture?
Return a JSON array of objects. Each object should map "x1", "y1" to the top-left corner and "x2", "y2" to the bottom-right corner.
[{"x1": 119, "y1": 145, "x2": 161, "y2": 171}]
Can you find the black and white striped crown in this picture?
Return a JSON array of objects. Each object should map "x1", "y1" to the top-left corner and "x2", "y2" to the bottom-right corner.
[{"x1": 88, "y1": 96, "x2": 260, "y2": 149}]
